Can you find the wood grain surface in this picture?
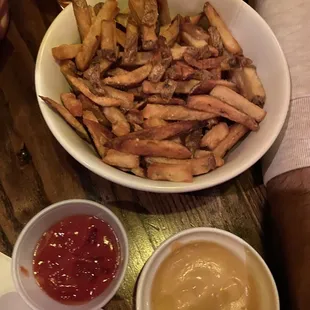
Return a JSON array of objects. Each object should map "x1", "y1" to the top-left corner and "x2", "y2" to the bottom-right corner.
[{"x1": 0, "y1": 1, "x2": 267, "y2": 309}]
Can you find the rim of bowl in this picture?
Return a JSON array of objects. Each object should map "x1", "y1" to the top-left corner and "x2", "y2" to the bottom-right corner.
[
  {"x1": 35, "y1": 1, "x2": 291, "y2": 193},
  {"x1": 136, "y1": 227, "x2": 280, "y2": 310},
  {"x1": 11, "y1": 199, "x2": 129, "y2": 310}
]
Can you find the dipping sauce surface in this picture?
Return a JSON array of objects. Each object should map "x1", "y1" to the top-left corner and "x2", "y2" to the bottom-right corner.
[
  {"x1": 33, "y1": 215, "x2": 119, "y2": 304},
  {"x1": 151, "y1": 241, "x2": 261, "y2": 310}
]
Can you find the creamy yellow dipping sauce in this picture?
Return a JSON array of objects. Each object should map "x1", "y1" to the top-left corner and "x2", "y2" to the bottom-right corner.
[{"x1": 151, "y1": 241, "x2": 266, "y2": 310}]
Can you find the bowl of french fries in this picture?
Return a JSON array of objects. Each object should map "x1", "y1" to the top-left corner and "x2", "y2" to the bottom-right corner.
[{"x1": 35, "y1": 0, "x2": 290, "y2": 192}]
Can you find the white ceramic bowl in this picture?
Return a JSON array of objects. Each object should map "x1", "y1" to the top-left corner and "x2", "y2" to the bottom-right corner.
[
  {"x1": 136, "y1": 227, "x2": 280, "y2": 310},
  {"x1": 12, "y1": 200, "x2": 129, "y2": 310},
  {"x1": 35, "y1": 0, "x2": 290, "y2": 193}
]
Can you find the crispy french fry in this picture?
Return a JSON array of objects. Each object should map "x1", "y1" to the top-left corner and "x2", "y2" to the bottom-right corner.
[
  {"x1": 142, "y1": 80, "x2": 177, "y2": 100},
  {"x1": 170, "y1": 46, "x2": 188, "y2": 60},
  {"x1": 83, "y1": 115, "x2": 113, "y2": 158},
  {"x1": 166, "y1": 61, "x2": 196, "y2": 81},
  {"x1": 160, "y1": 15, "x2": 181, "y2": 47},
  {"x1": 103, "y1": 149, "x2": 140, "y2": 168},
  {"x1": 187, "y1": 95, "x2": 258, "y2": 131},
  {"x1": 103, "y1": 107, "x2": 131, "y2": 136},
  {"x1": 72, "y1": 0, "x2": 91, "y2": 41},
  {"x1": 101, "y1": 85, "x2": 134, "y2": 109},
  {"x1": 78, "y1": 94, "x2": 110, "y2": 126},
  {"x1": 126, "y1": 109, "x2": 144, "y2": 124},
  {"x1": 52, "y1": 44, "x2": 82, "y2": 60},
  {"x1": 208, "y1": 26, "x2": 223, "y2": 54},
  {"x1": 157, "y1": 0, "x2": 171, "y2": 25},
  {"x1": 94, "y1": 2, "x2": 104, "y2": 15},
  {"x1": 142, "y1": 0, "x2": 158, "y2": 26},
  {"x1": 200, "y1": 122, "x2": 229, "y2": 149},
  {"x1": 143, "y1": 117, "x2": 168, "y2": 128},
  {"x1": 189, "y1": 14, "x2": 202, "y2": 25},
  {"x1": 67, "y1": 75, "x2": 126, "y2": 107},
  {"x1": 112, "y1": 120, "x2": 205, "y2": 145},
  {"x1": 142, "y1": 104, "x2": 216, "y2": 121},
  {"x1": 116, "y1": 28, "x2": 126, "y2": 47},
  {"x1": 142, "y1": 25, "x2": 158, "y2": 50},
  {"x1": 76, "y1": 0, "x2": 119, "y2": 71},
  {"x1": 103, "y1": 63, "x2": 153, "y2": 87},
  {"x1": 60, "y1": 93, "x2": 83, "y2": 117},
  {"x1": 181, "y1": 22, "x2": 209, "y2": 41},
  {"x1": 132, "y1": 123, "x2": 143, "y2": 131},
  {"x1": 129, "y1": 0, "x2": 145, "y2": 25},
  {"x1": 210, "y1": 85, "x2": 266, "y2": 122},
  {"x1": 59, "y1": 60, "x2": 78, "y2": 86},
  {"x1": 121, "y1": 52, "x2": 153, "y2": 66},
  {"x1": 213, "y1": 123, "x2": 249, "y2": 158},
  {"x1": 40, "y1": 96, "x2": 90, "y2": 142},
  {"x1": 123, "y1": 17, "x2": 139, "y2": 64},
  {"x1": 181, "y1": 32, "x2": 207, "y2": 49},
  {"x1": 127, "y1": 87, "x2": 147, "y2": 100},
  {"x1": 115, "y1": 139, "x2": 192, "y2": 158},
  {"x1": 101, "y1": 20, "x2": 117, "y2": 61},
  {"x1": 116, "y1": 13, "x2": 128, "y2": 27},
  {"x1": 175, "y1": 80, "x2": 200, "y2": 94},
  {"x1": 147, "y1": 95, "x2": 186, "y2": 105},
  {"x1": 185, "y1": 128, "x2": 203, "y2": 154},
  {"x1": 83, "y1": 57, "x2": 112, "y2": 79},
  {"x1": 147, "y1": 163, "x2": 193, "y2": 182},
  {"x1": 88, "y1": 5, "x2": 96, "y2": 23},
  {"x1": 204, "y1": 2, "x2": 242, "y2": 55},
  {"x1": 194, "y1": 149, "x2": 224, "y2": 167},
  {"x1": 107, "y1": 67, "x2": 129, "y2": 77},
  {"x1": 190, "y1": 79, "x2": 237, "y2": 94},
  {"x1": 145, "y1": 152, "x2": 216, "y2": 175},
  {"x1": 184, "y1": 54, "x2": 235, "y2": 70},
  {"x1": 131, "y1": 167, "x2": 146, "y2": 177}
]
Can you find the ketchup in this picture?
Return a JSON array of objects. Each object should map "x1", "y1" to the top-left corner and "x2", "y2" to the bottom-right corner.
[{"x1": 33, "y1": 215, "x2": 120, "y2": 304}]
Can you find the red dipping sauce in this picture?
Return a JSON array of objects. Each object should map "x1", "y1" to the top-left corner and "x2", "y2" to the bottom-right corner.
[{"x1": 33, "y1": 215, "x2": 120, "y2": 304}]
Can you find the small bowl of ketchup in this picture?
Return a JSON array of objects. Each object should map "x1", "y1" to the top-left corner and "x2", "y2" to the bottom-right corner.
[{"x1": 12, "y1": 199, "x2": 128, "y2": 310}]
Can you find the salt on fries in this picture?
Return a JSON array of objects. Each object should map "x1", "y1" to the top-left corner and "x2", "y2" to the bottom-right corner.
[{"x1": 41, "y1": 0, "x2": 266, "y2": 182}]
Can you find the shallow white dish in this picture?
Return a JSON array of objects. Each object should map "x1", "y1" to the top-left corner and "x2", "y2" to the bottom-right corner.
[
  {"x1": 12, "y1": 200, "x2": 128, "y2": 310},
  {"x1": 136, "y1": 227, "x2": 280, "y2": 310},
  {"x1": 35, "y1": 0, "x2": 290, "y2": 193}
]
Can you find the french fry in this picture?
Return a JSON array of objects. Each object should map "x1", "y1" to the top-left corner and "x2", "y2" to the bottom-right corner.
[
  {"x1": 184, "y1": 54, "x2": 235, "y2": 70},
  {"x1": 88, "y1": 5, "x2": 96, "y2": 23},
  {"x1": 210, "y1": 85, "x2": 266, "y2": 122},
  {"x1": 121, "y1": 52, "x2": 153, "y2": 66},
  {"x1": 126, "y1": 109, "x2": 144, "y2": 124},
  {"x1": 114, "y1": 139, "x2": 192, "y2": 158},
  {"x1": 147, "y1": 163, "x2": 193, "y2": 182},
  {"x1": 123, "y1": 17, "x2": 139, "y2": 64},
  {"x1": 160, "y1": 15, "x2": 181, "y2": 47},
  {"x1": 103, "y1": 149, "x2": 140, "y2": 168},
  {"x1": 142, "y1": 25, "x2": 158, "y2": 50},
  {"x1": 181, "y1": 22, "x2": 209, "y2": 41},
  {"x1": 59, "y1": 60, "x2": 77, "y2": 83},
  {"x1": 129, "y1": 0, "x2": 145, "y2": 25},
  {"x1": 213, "y1": 124, "x2": 249, "y2": 158},
  {"x1": 83, "y1": 114, "x2": 113, "y2": 158},
  {"x1": 52, "y1": 44, "x2": 82, "y2": 60},
  {"x1": 103, "y1": 107, "x2": 131, "y2": 136},
  {"x1": 60, "y1": 93, "x2": 83, "y2": 117},
  {"x1": 208, "y1": 26, "x2": 224, "y2": 54},
  {"x1": 83, "y1": 57, "x2": 112, "y2": 79},
  {"x1": 170, "y1": 46, "x2": 188, "y2": 60},
  {"x1": 72, "y1": 0, "x2": 91, "y2": 41},
  {"x1": 166, "y1": 61, "x2": 196, "y2": 81},
  {"x1": 200, "y1": 122, "x2": 229, "y2": 149},
  {"x1": 40, "y1": 96, "x2": 90, "y2": 142},
  {"x1": 181, "y1": 32, "x2": 207, "y2": 49},
  {"x1": 143, "y1": 117, "x2": 168, "y2": 128},
  {"x1": 78, "y1": 94, "x2": 110, "y2": 126},
  {"x1": 142, "y1": 80, "x2": 177, "y2": 100},
  {"x1": 115, "y1": 13, "x2": 129, "y2": 28},
  {"x1": 127, "y1": 87, "x2": 147, "y2": 100},
  {"x1": 147, "y1": 95, "x2": 186, "y2": 105},
  {"x1": 94, "y1": 2, "x2": 104, "y2": 15},
  {"x1": 112, "y1": 120, "x2": 206, "y2": 145},
  {"x1": 67, "y1": 75, "x2": 126, "y2": 107},
  {"x1": 142, "y1": 104, "x2": 216, "y2": 121},
  {"x1": 132, "y1": 123, "x2": 143, "y2": 131},
  {"x1": 101, "y1": 85, "x2": 134, "y2": 109},
  {"x1": 116, "y1": 28, "x2": 126, "y2": 47},
  {"x1": 103, "y1": 63, "x2": 153, "y2": 87},
  {"x1": 145, "y1": 153, "x2": 216, "y2": 175},
  {"x1": 76, "y1": 0, "x2": 119, "y2": 71},
  {"x1": 157, "y1": 0, "x2": 171, "y2": 25},
  {"x1": 189, "y1": 14, "x2": 202, "y2": 25},
  {"x1": 107, "y1": 67, "x2": 129, "y2": 77},
  {"x1": 101, "y1": 20, "x2": 117, "y2": 61},
  {"x1": 194, "y1": 150, "x2": 224, "y2": 167},
  {"x1": 175, "y1": 80, "x2": 200, "y2": 94},
  {"x1": 190, "y1": 79, "x2": 237, "y2": 94},
  {"x1": 185, "y1": 128, "x2": 202, "y2": 155},
  {"x1": 131, "y1": 167, "x2": 146, "y2": 177},
  {"x1": 204, "y1": 2, "x2": 242, "y2": 55},
  {"x1": 187, "y1": 95, "x2": 258, "y2": 131}
]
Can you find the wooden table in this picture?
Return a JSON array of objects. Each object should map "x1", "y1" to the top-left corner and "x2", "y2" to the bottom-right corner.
[{"x1": 0, "y1": 1, "x2": 267, "y2": 308}]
